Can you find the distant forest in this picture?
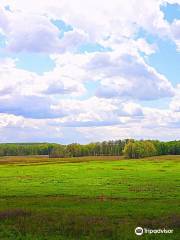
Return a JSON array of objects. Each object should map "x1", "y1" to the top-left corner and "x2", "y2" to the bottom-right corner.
[{"x1": 0, "y1": 140, "x2": 179, "y2": 159}]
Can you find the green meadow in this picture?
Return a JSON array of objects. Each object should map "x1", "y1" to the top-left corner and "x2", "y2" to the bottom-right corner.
[{"x1": 0, "y1": 155, "x2": 179, "y2": 240}]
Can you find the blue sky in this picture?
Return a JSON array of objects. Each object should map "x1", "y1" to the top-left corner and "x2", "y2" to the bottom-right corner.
[{"x1": 0, "y1": 0, "x2": 180, "y2": 143}]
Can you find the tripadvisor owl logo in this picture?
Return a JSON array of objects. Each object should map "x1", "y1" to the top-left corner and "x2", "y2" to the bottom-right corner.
[{"x1": 135, "y1": 227, "x2": 143, "y2": 236}]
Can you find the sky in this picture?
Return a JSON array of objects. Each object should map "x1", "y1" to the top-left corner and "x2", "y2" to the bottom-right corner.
[{"x1": 0, "y1": 0, "x2": 180, "y2": 143}]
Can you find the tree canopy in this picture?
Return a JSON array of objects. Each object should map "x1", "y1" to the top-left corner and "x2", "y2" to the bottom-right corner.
[{"x1": 0, "y1": 140, "x2": 179, "y2": 159}]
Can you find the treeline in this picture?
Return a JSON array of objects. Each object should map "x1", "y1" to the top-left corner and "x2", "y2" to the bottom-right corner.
[
  {"x1": 49, "y1": 140, "x2": 180, "y2": 158},
  {"x1": 49, "y1": 140, "x2": 128, "y2": 158},
  {"x1": 0, "y1": 140, "x2": 127, "y2": 157},
  {"x1": 0, "y1": 143, "x2": 54, "y2": 156},
  {"x1": 123, "y1": 140, "x2": 180, "y2": 159},
  {"x1": 0, "y1": 140, "x2": 179, "y2": 159}
]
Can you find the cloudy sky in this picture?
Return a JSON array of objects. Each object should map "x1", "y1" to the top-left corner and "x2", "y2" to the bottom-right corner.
[{"x1": 0, "y1": 0, "x2": 180, "y2": 143}]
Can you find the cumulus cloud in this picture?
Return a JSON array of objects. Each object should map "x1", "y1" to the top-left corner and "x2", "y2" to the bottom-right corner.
[
  {"x1": 2, "y1": 0, "x2": 171, "y2": 38},
  {"x1": 135, "y1": 38, "x2": 157, "y2": 55},
  {"x1": 0, "y1": 0, "x2": 174, "y2": 53},
  {"x1": 47, "y1": 97, "x2": 144, "y2": 128},
  {"x1": 0, "y1": 112, "x2": 65, "y2": 143},
  {"x1": 0, "y1": 7, "x2": 9, "y2": 34},
  {"x1": 0, "y1": 8, "x2": 88, "y2": 53},
  {"x1": 0, "y1": 95, "x2": 67, "y2": 119},
  {"x1": 0, "y1": 58, "x2": 85, "y2": 118},
  {"x1": 86, "y1": 52, "x2": 174, "y2": 100},
  {"x1": 0, "y1": 0, "x2": 179, "y2": 142},
  {"x1": 44, "y1": 82, "x2": 78, "y2": 95},
  {"x1": 120, "y1": 102, "x2": 143, "y2": 116},
  {"x1": 171, "y1": 19, "x2": 180, "y2": 51},
  {"x1": 0, "y1": 57, "x2": 85, "y2": 97},
  {"x1": 7, "y1": 14, "x2": 60, "y2": 53},
  {"x1": 51, "y1": 50, "x2": 174, "y2": 101},
  {"x1": 170, "y1": 84, "x2": 180, "y2": 112},
  {"x1": 163, "y1": 0, "x2": 180, "y2": 4}
]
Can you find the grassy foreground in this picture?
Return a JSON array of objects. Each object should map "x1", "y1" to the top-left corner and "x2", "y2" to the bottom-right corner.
[{"x1": 0, "y1": 155, "x2": 179, "y2": 240}]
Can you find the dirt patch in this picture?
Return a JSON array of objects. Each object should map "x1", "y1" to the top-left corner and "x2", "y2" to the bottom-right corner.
[
  {"x1": 16, "y1": 175, "x2": 33, "y2": 180},
  {"x1": 0, "y1": 155, "x2": 123, "y2": 166},
  {"x1": 113, "y1": 167, "x2": 126, "y2": 170},
  {"x1": 142, "y1": 214, "x2": 180, "y2": 228},
  {"x1": 0, "y1": 209, "x2": 31, "y2": 220},
  {"x1": 128, "y1": 186, "x2": 158, "y2": 193}
]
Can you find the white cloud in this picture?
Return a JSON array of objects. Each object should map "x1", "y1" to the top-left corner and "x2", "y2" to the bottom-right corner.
[
  {"x1": 0, "y1": 113, "x2": 65, "y2": 143},
  {"x1": 51, "y1": 49, "x2": 174, "y2": 102},
  {"x1": 0, "y1": 57, "x2": 85, "y2": 97},
  {"x1": 7, "y1": 13, "x2": 61, "y2": 53},
  {"x1": 171, "y1": 19, "x2": 180, "y2": 51},
  {"x1": 0, "y1": 8, "x2": 88, "y2": 53},
  {"x1": 163, "y1": 0, "x2": 180, "y2": 4},
  {"x1": 0, "y1": 7, "x2": 9, "y2": 34},
  {"x1": 0, "y1": 0, "x2": 173, "y2": 51},
  {"x1": 0, "y1": 0, "x2": 179, "y2": 142},
  {"x1": 86, "y1": 52, "x2": 174, "y2": 100},
  {"x1": 121, "y1": 102, "x2": 143, "y2": 116},
  {"x1": 135, "y1": 38, "x2": 157, "y2": 55},
  {"x1": 0, "y1": 100, "x2": 179, "y2": 143},
  {"x1": 170, "y1": 84, "x2": 180, "y2": 112},
  {"x1": 0, "y1": 58, "x2": 85, "y2": 118}
]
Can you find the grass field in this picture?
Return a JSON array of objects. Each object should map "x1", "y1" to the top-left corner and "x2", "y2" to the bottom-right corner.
[{"x1": 0, "y1": 155, "x2": 179, "y2": 240}]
